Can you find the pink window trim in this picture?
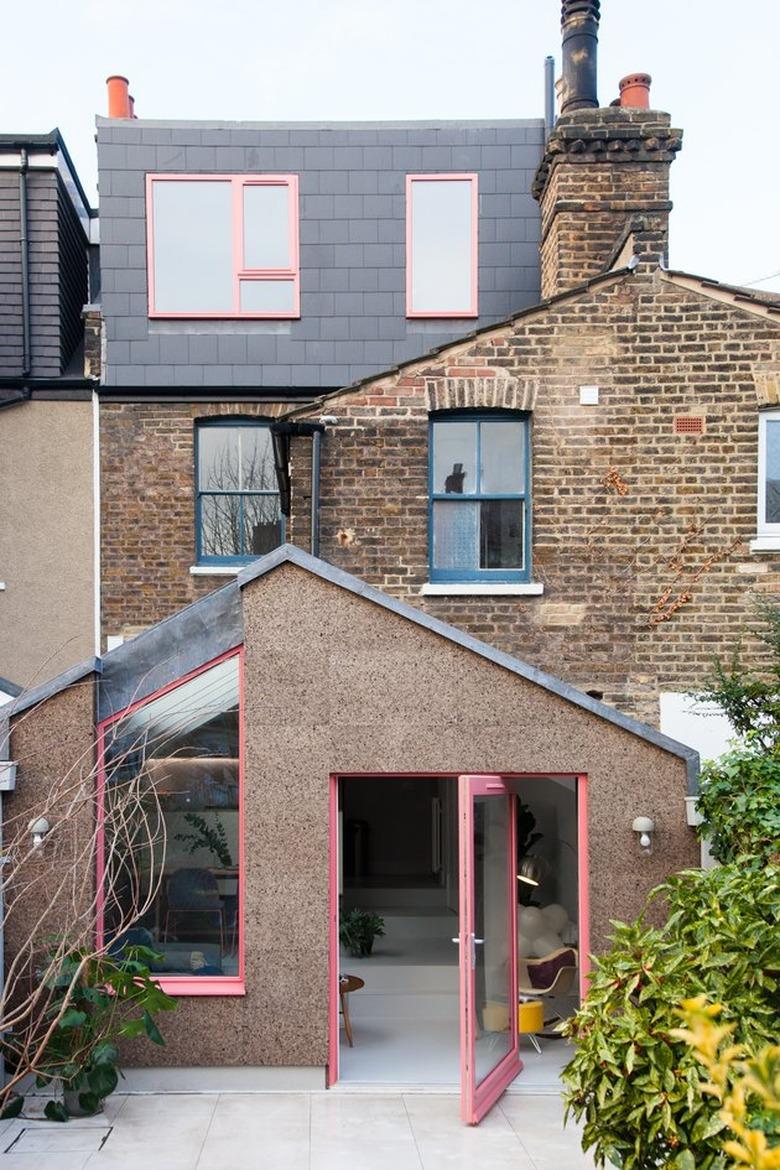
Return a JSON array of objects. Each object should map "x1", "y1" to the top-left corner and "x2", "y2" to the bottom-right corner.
[
  {"x1": 405, "y1": 173, "x2": 479, "y2": 319},
  {"x1": 146, "y1": 174, "x2": 300, "y2": 319},
  {"x1": 96, "y1": 645, "x2": 246, "y2": 997}
]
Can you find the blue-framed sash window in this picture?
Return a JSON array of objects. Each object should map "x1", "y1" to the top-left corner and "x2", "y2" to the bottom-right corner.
[
  {"x1": 429, "y1": 414, "x2": 530, "y2": 582},
  {"x1": 196, "y1": 420, "x2": 283, "y2": 564}
]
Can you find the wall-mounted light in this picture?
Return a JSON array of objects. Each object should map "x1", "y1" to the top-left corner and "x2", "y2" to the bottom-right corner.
[
  {"x1": 632, "y1": 816, "x2": 655, "y2": 853},
  {"x1": 28, "y1": 816, "x2": 50, "y2": 849}
]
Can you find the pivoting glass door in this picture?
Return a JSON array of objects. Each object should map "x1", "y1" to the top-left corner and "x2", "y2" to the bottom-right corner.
[{"x1": 458, "y1": 775, "x2": 519, "y2": 1124}]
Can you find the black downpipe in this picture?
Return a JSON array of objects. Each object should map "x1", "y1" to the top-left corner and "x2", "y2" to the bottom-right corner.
[
  {"x1": 270, "y1": 421, "x2": 326, "y2": 554},
  {"x1": 311, "y1": 428, "x2": 321, "y2": 558},
  {"x1": 19, "y1": 148, "x2": 32, "y2": 379},
  {"x1": 560, "y1": 0, "x2": 600, "y2": 114}
]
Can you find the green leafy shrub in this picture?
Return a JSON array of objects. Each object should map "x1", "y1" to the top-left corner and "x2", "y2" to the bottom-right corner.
[
  {"x1": 697, "y1": 746, "x2": 780, "y2": 866},
  {"x1": 562, "y1": 864, "x2": 779, "y2": 1170}
]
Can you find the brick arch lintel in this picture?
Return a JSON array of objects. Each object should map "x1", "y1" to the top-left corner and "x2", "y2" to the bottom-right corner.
[{"x1": 425, "y1": 376, "x2": 538, "y2": 414}]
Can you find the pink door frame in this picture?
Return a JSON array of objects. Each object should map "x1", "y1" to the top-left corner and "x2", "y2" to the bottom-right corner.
[
  {"x1": 327, "y1": 772, "x2": 590, "y2": 1091},
  {"x1": 459, "y1": 775, "x2": 519, "y2": 1125}
]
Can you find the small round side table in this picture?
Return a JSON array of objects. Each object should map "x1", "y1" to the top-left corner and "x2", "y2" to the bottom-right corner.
[{"x1": 339, "y1": 974, "x2": 365, "y2": 1047}]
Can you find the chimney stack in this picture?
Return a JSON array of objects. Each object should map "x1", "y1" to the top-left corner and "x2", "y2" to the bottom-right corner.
[
  {"x1": 106, "y1": 75, "x2": 131, "y2": 119},
  {"x1": 560, "y1": 0, "x2": 600, "y2": 114}
]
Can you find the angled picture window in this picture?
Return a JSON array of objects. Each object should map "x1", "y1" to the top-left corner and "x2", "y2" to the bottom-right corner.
[
  {"x1": 99, "y1": 651, "x2": 244, "y2": 995},
  {"x1": 196, "y1": 420, "x2": 283, "y2": 564},
  {"x1": 430, "y1": 414, "x2": 530, "y2": 582},
  {"x1": 406, "y1": 175, "x2": 478, "y2": 318},
  {"x1": 147, "y1": 175, "x2": 299, "y2": 318}
]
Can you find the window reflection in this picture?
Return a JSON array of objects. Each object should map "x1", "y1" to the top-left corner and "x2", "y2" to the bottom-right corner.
[
  {"x1": 198, "y1": 423, "x2": 282, "y2": 562},
  {"x1": 103, "y1": 655, "x2": 240, "y2": 979}
]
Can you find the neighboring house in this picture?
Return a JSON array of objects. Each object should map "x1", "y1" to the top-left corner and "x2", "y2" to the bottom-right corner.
[{"x1": 0, "y1": 131, "x2": 97, "y2": 687}]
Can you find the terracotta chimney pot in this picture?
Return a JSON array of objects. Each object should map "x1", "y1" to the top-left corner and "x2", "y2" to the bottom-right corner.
[
  {"x1": 619, "y1": 73, "x2": 652, "y2": 109},
  {"x1": 106, "y1": 75, "x2": 131, "y2": 119}
]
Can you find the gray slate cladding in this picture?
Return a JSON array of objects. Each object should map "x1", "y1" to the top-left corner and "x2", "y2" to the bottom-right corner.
[{"x1": 96, "y1": 118, "x2": 544, "y2": 391}]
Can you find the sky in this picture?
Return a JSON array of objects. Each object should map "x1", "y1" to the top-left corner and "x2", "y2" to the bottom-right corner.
[{"x1": 3, "y1": 0, "x2": 780, "y2": 292}]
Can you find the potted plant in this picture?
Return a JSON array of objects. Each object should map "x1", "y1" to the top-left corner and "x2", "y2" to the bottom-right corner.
[
  {"x1": 2, "y1": 944, "x2": 175, "y2": 1121},
  {"x1": 339, "y1": 908, "x2": 385, "y2": 958}
]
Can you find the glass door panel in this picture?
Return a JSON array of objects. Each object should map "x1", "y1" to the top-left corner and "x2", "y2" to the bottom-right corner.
[{"x1": 459, "y1": 775, "x2": 519, "y2": 1125}]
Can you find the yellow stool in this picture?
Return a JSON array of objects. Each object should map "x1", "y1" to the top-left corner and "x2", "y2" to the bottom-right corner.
[{"x1": 518, "y1": 998, "x2": 544, "y2": 1054}]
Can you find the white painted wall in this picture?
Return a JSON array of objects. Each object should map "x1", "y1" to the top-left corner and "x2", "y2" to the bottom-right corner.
[{"x1": 659, "y1": 693, "x2": 736, "y2": 764}]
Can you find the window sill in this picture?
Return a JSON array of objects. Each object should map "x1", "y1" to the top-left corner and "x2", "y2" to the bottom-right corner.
[
  {"x1": 749, "y1": 537, "x2": 780, "y2": 552},
  {"x1": 189, "y1": 565, "x2": 242, "y2": 577},
  {"x1": 156, "y1": 977, "x2": 246, "y2": 997},
  {"x1": 420, "y1": 582, "x2": 544, "y2": 596}
]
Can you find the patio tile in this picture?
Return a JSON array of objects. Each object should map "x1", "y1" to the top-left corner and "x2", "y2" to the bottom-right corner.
[
  {"x1": 87, "y1": 1145, "x2": 199, "y2": 1169},
  {"x1": 402, "y1": 1094, "x2": 535, "y2": 1170},
  {"x1": 498, "y1": 1095, "x2": 596, "y2": 1169},
  {"x1": 6, "y1": 1127, "x2": 109, "y2": 1153},
  {"x1": 0, "y1": 1156, "x2": 92, "y2": 1170},
  {"x1": 206, "y1": 1092, "x2": 309, "y2": 1138},
  {"x1": 311, "y1": 1093, "x2": 413, "y2": 1140},
  {"x1": 311, "y1": 1139, "x2": 422, "y2": 1170},
  {"x1": 114, "y1": 1093, "x2": 216, "y2": 1122},
  {"x1": 196, "y1": 1132, "x2": 310, "y2": 1170}
]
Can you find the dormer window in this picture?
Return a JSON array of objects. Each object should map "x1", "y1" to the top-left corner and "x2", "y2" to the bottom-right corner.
[
  {"x1": 406, "y1": 175, "x2": 478, "y2": 318},
  {"x1": 146, "y1": 175, "x2": 299, "y2": 318},
  {"x1": 429, "y1": 413, "x2": 530, "y2": 583}
]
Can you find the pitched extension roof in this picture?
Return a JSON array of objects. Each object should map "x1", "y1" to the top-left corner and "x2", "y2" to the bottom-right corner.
[{"x1": 5, "y1": 545, "x2": 700, "y2": 792}]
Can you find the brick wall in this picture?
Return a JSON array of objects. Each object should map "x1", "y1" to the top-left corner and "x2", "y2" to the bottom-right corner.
[
  {"x1": 100, "y1": 401, "x2": 292, "y2": 639},
  {"x1": 100, "y1": 267, "x2": 780, "y2": 725},
  {"x1": 290, "y1": 267, "x2": 780, "y2": 725},
  {"x1": 533, "y1": 108, "x2": 682, "y2": 299}
]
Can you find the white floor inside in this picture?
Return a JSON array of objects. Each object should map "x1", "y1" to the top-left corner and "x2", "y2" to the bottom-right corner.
[{"x1": 338, "y1": 898, "x2": 576, "y2": 1093}]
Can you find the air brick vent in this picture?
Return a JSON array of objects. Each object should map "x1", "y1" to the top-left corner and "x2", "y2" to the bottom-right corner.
[{"x1": 674, "y1": 415, "x2": 705, "y2": 436}]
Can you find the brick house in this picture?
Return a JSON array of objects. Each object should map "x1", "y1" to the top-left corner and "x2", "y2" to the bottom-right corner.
[{"x1": 3, "y1": 0, "x2": 779, "y2": 1120}]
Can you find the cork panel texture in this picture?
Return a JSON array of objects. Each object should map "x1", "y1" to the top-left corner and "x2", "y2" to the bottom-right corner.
[
  {"x1": 5, "y1": 682, "x2": 97, "y2": 961},
  {"x1": 126, "y1": 562, "x2": 691, "y2": 1070}
]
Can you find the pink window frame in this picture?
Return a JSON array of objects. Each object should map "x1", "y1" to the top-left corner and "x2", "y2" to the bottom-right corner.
[
  {"x1": 405, "y1": 173, "x2": 479, "y2": 319},
  {"x1": 96, "y1": 646, "x2": 246, "y2": 996},
  {"x1": 146, "y1": 174, "x2": 300, "y2": 319}
]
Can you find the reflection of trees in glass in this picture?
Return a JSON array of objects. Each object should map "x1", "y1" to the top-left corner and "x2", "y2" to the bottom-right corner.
[{"x1": 198, "y1": 426, "x2": 281, "y2": 558}]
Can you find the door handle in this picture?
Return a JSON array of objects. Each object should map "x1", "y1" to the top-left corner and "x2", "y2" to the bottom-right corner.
[
  {"x1": 451, "y1": 937, "x2": 460, "y2": 944},
  {"x1": 471, "y1": 934, "x2": 484, "y2": 968}
]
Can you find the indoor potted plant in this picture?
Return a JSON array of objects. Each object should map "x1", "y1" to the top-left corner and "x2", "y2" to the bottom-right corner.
[{"x1": 339, "y1": 908, "x2": 385, "y2": 958}]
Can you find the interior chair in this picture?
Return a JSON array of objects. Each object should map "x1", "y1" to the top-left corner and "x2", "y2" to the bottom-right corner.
[
  {"x1": 518, "y1": 946, "x2": 578, "y2": 1032},
  {"x1": 164, "y1": 867, "x2": 226, "y2": 954}
]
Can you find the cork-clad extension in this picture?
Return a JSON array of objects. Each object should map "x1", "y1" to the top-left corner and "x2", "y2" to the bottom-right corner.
[{"x1": 6, "y1": 547, "x2": 698, "y2": 1075}]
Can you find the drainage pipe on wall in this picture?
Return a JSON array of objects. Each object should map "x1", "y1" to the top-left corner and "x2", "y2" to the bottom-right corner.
[
  {"x1": 19, "y1": 149, "x2": 32, "y2": 379},
  {"x1": 544, "y1": 55, "x2": 556, "y2": 138},
  {"x1": 270, "y1": 420, "x2": 327, "y2": 555},
  {"x1": 311, "y1": 427, "x2": 322, "y2": 559}
]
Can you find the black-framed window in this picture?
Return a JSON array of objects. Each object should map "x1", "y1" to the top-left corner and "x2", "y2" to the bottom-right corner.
[
  {"x1": 429, "y1": 413, "x2": 530, "y2": 583},
  {"x1": 196, "y1": 420, "x2": 282, "y2": 565}
]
